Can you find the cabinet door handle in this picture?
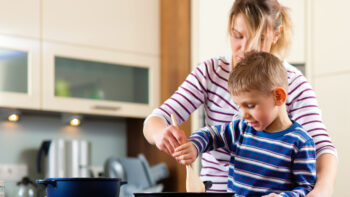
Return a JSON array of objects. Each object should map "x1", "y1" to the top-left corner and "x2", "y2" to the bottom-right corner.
[{"x1": 92, "y1": 105, "x2": 121, "y2": 111}]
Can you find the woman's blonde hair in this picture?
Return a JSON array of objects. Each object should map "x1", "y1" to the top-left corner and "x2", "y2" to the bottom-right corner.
[
  {"x1": 228, "y1": 52, "x2": 288, "y2": 96},
  {"x1": 228, "y1": 0, "x2": 292, "y2": 59}
]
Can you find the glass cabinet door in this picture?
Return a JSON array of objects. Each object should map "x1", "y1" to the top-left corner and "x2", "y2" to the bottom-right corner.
[
  {"x1": 42, "y1": 42, "x2": 159, "y2": 118},
  {"x1": 0, "y1": 49, "x2": 28, "y2": 93},
  {"x1": 0, "y1": 35, "x2": 40, "y2": 109},
  {"x1": 54, "y1": 56, "x2": 149, "y2": 104}
]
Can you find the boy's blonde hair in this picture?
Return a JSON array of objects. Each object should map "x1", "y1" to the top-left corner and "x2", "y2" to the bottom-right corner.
[
  {"x1": 228, "y1": 52, "x2": 288, "y2": 95},
  {"x1": 228, "y1": 0, "x2": 292, "y2": 60}
]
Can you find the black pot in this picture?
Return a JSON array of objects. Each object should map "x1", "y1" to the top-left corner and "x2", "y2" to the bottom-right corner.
[
  {"x1": 134, "y1": 192, "x2": 235, "y2": 197},
  {"x1": 37, "y1": 178, "x2": 126, "y2": 197}
]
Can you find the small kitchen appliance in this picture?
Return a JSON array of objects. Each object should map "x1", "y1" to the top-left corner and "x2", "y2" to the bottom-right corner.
[
  {"x1": 104, "y1": 154, "x2": 169, "y2": 197},
  {"x1": 16, "y1": 177, "x2": 37, "y2": 197},
  {"x1": 37, "y1": 139, "x2": 91, "y2": 178}
]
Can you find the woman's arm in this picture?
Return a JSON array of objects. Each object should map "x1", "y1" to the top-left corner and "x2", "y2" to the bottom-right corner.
[
  {"x1": 306, "y1": 153, "x2": 337, "y2": 197},
  {"x1": 143, "y1": 116, "x2": 186, "y2": 155},
  {"x1": 143, "y1": 61, "x2": 212, "y2": 153}
]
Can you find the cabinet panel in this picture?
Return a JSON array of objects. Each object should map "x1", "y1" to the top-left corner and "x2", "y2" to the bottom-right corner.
[
  {"x1": 0, "y1": 0, "x2": 40, "y2": 38},
  {"x1": 314, "y1": 74, "x2": 350, "y2": 197},
  {"x1": 312, "y1": 0, "x2": 350, "y2": 76},
  {"x1": 42, "y1": 42, "x2": 160, "y2": 118},
  {"x1": 192, "y1": 0, "x2": 232, "y2": 62},
  {"x1": 42, "y1": 0, "x2": 160, "y2": 56},
  {"x1": 0, "y1": 35, "x2": 40, "y2": 109}
]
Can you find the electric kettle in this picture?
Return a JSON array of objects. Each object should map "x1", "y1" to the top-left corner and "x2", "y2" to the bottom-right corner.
[{"x1": 37, "y1": 139, "x2": 91, "y2": 178}]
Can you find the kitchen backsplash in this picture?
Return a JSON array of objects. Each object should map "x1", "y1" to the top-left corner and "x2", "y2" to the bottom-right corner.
[{"x1": 0, "y1": 112, "x2": 127, "y2": 196}]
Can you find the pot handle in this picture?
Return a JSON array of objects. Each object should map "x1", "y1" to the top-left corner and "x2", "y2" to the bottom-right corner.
[
  {"x1": 121, "y1": 181, "x2": 127, "y2": 186},
  {"x1": 36, "y1": 180, "x2": 57, "y2": 187}
]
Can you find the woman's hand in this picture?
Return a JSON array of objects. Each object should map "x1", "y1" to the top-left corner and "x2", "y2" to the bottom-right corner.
[
  {"x1": 172, "y1": 142, "x2": 198, "y2": 165},
  {"x1": 153, "y1": 125, "x2": 187, "y2": 155},
  {"x1": 305, "y1": 153, "x2": 337, "y2": 197},
  {"x1": 262, "y1": 193, "x2": 281, "y2": 197}
]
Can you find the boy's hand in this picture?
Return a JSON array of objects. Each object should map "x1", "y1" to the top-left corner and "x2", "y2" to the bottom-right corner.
[
  {"x1": 172, "y1": 142, "x2": 197, "y2": 165},
  {"x1": 262, "y1": 193, "x2": 281, "y2": 197}
]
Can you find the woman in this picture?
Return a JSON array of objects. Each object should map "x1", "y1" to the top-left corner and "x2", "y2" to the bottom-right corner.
[{"x1": 144, "y1": 0, "x2": 337, "y2": 196}]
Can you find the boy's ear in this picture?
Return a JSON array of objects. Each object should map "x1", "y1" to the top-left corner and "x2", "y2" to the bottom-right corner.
[{"x1": 273, "y1": 87, "x2": 287, "y2": 106}]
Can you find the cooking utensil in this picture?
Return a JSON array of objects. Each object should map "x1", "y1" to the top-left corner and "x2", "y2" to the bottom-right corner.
[
  {"x1": 37, "y1": 178, "x2": 126, "y2": 197},
  {"x1": 171, "y1": 114, "x2": 205, "y2": 192},
  {"x1": 134, "y1": 192, "x2": 235, "y2": 197}
]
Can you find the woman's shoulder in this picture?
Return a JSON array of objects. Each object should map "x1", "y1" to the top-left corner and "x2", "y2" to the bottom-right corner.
[
  {"x1": 283, "y1": 61, "x2": 308, "y2": 84},
  {"x1": 283, "y1": 61, "x2": 303, "y2": 76},
  {"x1": 195, "y1": 55, "x2": 231, "y2": 75}
]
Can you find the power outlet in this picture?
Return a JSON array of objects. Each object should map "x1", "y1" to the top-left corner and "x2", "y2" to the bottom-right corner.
[{"x1": 0, "y1": 164, "x2": 28, "y2": 181}]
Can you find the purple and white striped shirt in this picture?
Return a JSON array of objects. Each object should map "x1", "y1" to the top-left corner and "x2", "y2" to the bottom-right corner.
[{"x1": 145, "y1": 54, "x2": 336, "y2": 192}]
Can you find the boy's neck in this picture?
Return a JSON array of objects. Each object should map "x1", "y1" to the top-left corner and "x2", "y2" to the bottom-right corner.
[{"x1": 265, "y1": 105, "x2": 293, "y2": 133}]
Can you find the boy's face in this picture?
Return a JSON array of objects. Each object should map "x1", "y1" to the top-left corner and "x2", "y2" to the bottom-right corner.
[{"x1": 233, "y1": 90, "x2": 279, "y2": 132}]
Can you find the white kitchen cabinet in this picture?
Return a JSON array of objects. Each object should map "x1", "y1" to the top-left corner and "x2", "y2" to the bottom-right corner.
[
  {"x1": 0, "y1": 0, "x2": 160, "y2": 118},
  {"x1": 42, "y1": 0, "x2": 160, "y2": 56},
  {"x1": 311, "y1": 0, "x2": 350, "y2": 76},
  {"x1": 0, "y1": 0, "x2": 40, "y2": 39},
  {"x1": 0, "y1": 35, "x2": 41, "y2": 109},
  {"x1": 42, "y1": 42, "x2": 160, "y2": 118}
]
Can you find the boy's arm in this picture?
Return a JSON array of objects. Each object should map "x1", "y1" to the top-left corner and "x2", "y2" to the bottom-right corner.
[
  {"x1": 279, "y1": 139, "x2": 316, "y2": 197},
  {"x1": 173, "y1": 142, "x2": 199, "y2": 165},
  {"x1": 189, "y1": 121, "x2": 239, "y2": 154}
]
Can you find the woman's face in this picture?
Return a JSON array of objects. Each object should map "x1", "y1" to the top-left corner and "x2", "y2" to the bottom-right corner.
[{"x1": 230, "y1": 14, "x2": 276, "y2": 65}]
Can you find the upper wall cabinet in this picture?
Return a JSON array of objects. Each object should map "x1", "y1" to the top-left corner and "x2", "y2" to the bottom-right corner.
[
  {"x1": 42, "y1": 42, "x2": 160, "y2": 118},
  {"x1": 0, "y1": 0, "x2": 40, "y2": 38},
  {"x1": 0, "y1": 0, "x2": 160, "y2": 118},
  {"x1": 0, "y1": 35, "x2": 41, "y2": 109},
  {"x1": 42, "y1": 0, "x2": 160, "y2": 56}
]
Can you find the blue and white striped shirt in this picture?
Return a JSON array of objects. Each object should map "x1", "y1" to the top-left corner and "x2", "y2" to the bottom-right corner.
[{"x1": 190, "y1": 120, "x2": 316, "y2": 197}]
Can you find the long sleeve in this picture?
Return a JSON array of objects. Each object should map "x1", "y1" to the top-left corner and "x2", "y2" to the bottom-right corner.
[
  {"x1": 285, "y1": 63, "x2": 337, "y2": 158},
  {"x1": 144, "y1": 61, "x2": 209, "y2": 126},
  {"x1": 280, "y1": 139, "x2": 316, "y2": 197},
  {"x1": 189, "y1": 121, "x2": 240, "y2": 154}
]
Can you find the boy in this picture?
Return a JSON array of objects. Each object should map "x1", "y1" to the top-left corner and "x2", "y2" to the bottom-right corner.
[{"x1": 173, "y1": 52, "x2": 316, "y2": 197}]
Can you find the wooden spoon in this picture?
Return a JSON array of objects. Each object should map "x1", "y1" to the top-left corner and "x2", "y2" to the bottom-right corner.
[{"x1": 171, "y1": 114, "x2": 205, "y2": 192}]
